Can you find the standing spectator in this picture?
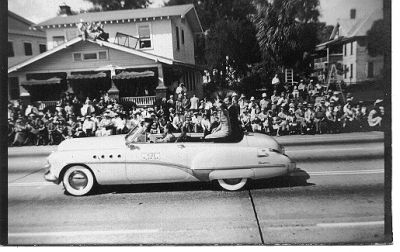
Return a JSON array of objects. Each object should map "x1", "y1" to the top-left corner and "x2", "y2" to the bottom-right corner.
[
  {"x1": 259, "y1": 93, "x2": 269, "y2": 111},
  {"x1": 82, "y1": 115, "x2": 96, "y2": 136},
  {"x1": 272, "y1": 74, "x2": 280, "y2": 88},
  {"x1": 292, "y1": 85, "x2": 300, "y2": 102},
  {"x1": 238, "y1": 94, "x2": 247, "y2": 115},
  {"x1": 314, "y1": 105, "x2": 325, "y2": 134},
  {"x1": 368, "y1": 100, "x2": 383, "y2": 129},
  {"x1": 201, "y1": 114, "x2": 211, "y2": 137},
  {"x1": 190, "y1": 94, "x2": 199, "y2": 111},
  {"x1": 304, "y1": 104, "x2": 315, "y2": 134},
  {"x1": 175, "y1": 83, "x2": 186, "y2": 96}
]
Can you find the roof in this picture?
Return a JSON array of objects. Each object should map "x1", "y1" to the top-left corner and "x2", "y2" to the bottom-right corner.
[
  {"x1": 36, "y1": 4, "x2": 203, "y2": 33},
  {"x1": 8, "y1": 37, "x2": 203, "y2": 73},
  {"x1": 317, "y1": 8, "x2": 383, "y2": 48},
  {"x1": 8, "y1": 10, "x2": 34, "y2": 26},
  {"x1": 330, "y1": 8, "x2": 383, "y2": 39}
]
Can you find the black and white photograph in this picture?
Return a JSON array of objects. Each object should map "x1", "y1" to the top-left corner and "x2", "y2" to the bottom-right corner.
[{"x1": 3, "y1": 0, "x2": 393, "y2": 246}]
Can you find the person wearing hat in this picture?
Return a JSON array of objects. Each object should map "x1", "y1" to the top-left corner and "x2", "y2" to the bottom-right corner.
[
  {"x1": 271, "y1": 73, "x2": 280, "y2": 87},
  {"x1": 83, "y1": 115, "x2": 96, "y2": 136},
  {"x1": 228, "y1": 94, "x2": 242, "y2": 141},
  {"x1": 238, "y1": 94, "x2": 247, "y2": 115},
  {"x1": 260, "y1": 93, "x2": 269, "y2": 111},
  {"x1": 304, "y1": 103, "x2": 315, "y2": 134}
]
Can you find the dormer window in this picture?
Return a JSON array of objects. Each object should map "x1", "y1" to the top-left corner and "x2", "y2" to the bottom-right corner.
[{"x1": 138, "y1": 24, "x2": 152, "y2": 49}]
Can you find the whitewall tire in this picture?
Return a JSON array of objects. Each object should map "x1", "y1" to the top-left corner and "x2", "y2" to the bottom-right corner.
[
  {"x1": 63, "y1": 166, "x2": 95, "y2": 196},
  {"x1": 218, "y1": 178, "x2": 248, "y2": 191}
]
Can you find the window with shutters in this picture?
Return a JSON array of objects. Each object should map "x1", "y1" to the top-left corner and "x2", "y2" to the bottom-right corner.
[{"x1": 176, "y1": 26, "x2": 180, "y2": 50}]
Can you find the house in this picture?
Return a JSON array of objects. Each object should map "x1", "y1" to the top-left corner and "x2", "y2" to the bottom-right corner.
[
  {"x1": 313, "y1": 7, "x2": 383, "y2": 86},
  {"x1": 8, "y1": 4, "x2": 204, "y2": 106},
  {"x1": 8, "y1": 11, "x2": 47, "y2": 100}
]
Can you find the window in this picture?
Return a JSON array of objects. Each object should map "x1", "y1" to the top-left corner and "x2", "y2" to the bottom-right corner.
[
  {"x1": 343, "y1": 44, "x2": 347, "y2": 56},
  {"x1": 83, "y1": 52, "x2": 97, "y2": 60},
  {"x1": 39, "y1": 44, "x2": 46, "y2": 53},
  {"x1": 350, "y1": 42, "x2": 353, "y2": 55},
  {"x1": 368, "y1": 62, "x2": 374, "y2": 78},
  {"x1": 99, "y1": 51, "x2": 107, "y2": 60},
  {"x1": 53, "y1": 36, "x2": 65, "y2": 47},
  {"x1": 8, "y1": 41, "x2": 14, "y2": 57},
  {"x1": 138, "y1": 24, "x2": 151, "y2": 49},
  {"x1": 350, "y1": 64, "x2": 353, "y2": 78},
  {"x1": 344, "y1": 65, "x2": 347, "y2": 78},
  {"x1": 176, "y1": 26, "x2": 180, "y2": 50},
  {"x1": 8, "y1": 77, "x2": 19, "y2": 100},
  {"x1": 73, "y1": 52, "x2": 82, "y2": 61},
  {"x1": 73, "y1": 51, "x2": 108, "y2": 62},
  {"x1": 24, "y1": 42, "x2": 32, "y2": 56},
  {"x1": 181, "y1": 29, "x2": 185, "y2": 45}
]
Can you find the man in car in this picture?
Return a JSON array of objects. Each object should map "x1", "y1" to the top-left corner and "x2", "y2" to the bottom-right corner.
[
  {"x1": 125, "y1": 117, "x2": 153, "y2": 145},
  {"x1": 157, "y1": 123, "x2": 176, "y2": 143}
]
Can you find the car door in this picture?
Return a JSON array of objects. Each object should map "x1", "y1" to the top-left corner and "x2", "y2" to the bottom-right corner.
[{"x1": 125, "y1": 142, "x2": 195, "y2": 184}]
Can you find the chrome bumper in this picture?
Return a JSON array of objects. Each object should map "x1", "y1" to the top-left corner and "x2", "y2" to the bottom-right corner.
[{"x1": 44, "y1": 169, "x2": 59, "y2": 184}]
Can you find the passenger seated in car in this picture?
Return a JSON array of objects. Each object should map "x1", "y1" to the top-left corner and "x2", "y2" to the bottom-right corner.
[
  {"x1": 157, "y1": 123, "x2": 176, "y2": 143},
  {"x1": 205, "y1": 100, "x2": 231, "y2": 140},
  {"x1": 125, "y1": 117, "x2": 152, "y2": 145}
]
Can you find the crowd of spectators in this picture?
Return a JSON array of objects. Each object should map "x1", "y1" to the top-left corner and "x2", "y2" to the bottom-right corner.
[{"x1": 8, "y1": 78, "x2": 385, "y2": 146}]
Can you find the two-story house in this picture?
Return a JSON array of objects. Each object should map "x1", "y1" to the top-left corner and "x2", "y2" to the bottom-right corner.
[
  {"x1": 8, "y1": 4, "x2": 204, "y2": 106},
  {"x1": 313, "y1": 7, "x2": 383, "y2": 86},
  {"x1": 8, "y1": 11, "x2": 47, "y2": 100}
]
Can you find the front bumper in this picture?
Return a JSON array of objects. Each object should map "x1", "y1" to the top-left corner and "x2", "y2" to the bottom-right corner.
[{"x1": 44, "y1": 169, "x2": 59, "y2": 184}]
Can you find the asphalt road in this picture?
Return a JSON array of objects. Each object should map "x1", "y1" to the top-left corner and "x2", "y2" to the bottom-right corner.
[{"x1": 7, "y1": 132, "x2": 387, "y2": 245}]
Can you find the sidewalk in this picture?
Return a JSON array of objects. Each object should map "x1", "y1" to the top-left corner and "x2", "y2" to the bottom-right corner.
[{"x1": 8, "y1": 131, "x2": 384, "y2": 156}]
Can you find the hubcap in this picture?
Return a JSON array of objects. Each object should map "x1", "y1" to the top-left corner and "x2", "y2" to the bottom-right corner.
[
  {"x1": 68, "y1": 170, "x2": 88, "y2": 190},
  {"x1": 223, "y1": 178, "x2": 242, "y2": 185}
]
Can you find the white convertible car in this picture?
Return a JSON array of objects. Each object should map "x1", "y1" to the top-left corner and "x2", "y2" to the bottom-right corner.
[{"x1": 44, "y1": 132, "x2": 296, "y2": 196}]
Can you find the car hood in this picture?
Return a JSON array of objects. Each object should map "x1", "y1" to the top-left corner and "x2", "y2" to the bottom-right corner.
[{"x1": 57, "y1": 135, "x2": 126, "y2": 151}]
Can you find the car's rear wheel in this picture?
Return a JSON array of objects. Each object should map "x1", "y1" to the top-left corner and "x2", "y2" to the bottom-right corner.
[
  {"x1": 217, "y1": 178, "x2": 247, "y2": 191},
  {"x1": 63, "y1": 165, "x2": 95, "y2": 196}
]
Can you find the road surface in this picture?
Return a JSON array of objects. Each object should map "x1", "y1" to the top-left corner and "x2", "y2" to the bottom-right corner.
[{"x1": 7, "y1": 132, "x2": 388, "y2": 245}]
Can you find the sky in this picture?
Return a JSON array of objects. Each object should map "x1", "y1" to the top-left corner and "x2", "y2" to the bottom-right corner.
[{"x1": 8, "y1": 0, "x2": 382, "y2": 25}]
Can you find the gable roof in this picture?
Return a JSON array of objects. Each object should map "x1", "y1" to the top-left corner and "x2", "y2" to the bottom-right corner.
[
  {"x1": 35, "y1": 4, "x2": 203, "y2": 33},
  {"x1": 8, "y1": 10, "x2": 34, "y2": 26},
  {"x1": 329, "y1": 8, "x2": 383, "y2": 40},
  {"x1": 8, "y1": 37, "x2": 202, "y2": 73}
]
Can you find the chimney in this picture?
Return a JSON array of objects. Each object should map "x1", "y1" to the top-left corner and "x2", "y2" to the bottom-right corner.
[
  {"x1": 350, "y1": 9, "x2": 356, "y2": 19},
  {"x1": 59, "y1": 3, "x2": 72, "y2": 16}
]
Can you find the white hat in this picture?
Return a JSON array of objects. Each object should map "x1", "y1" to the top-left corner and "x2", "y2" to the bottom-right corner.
[
  {"x1": 250, "y1": 96, "x2": 255, "y2": 101},
  {"x1": 262, "y1": 93, "x2": 267, "y2": 98}
]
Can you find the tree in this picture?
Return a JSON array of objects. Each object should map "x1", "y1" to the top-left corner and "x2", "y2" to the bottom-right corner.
[
  {"x1": 165, "y1": 0, "x2": 261, "y2": 88},
  {"x1": 84, "y1": 0, "x2": 151, "y2": 10},
  {"x1": 367, "y1": 19, "x2": 385, "y2": 57},
  {"x1": 252, "y1": 0, "x2": 320, "y2": 74}
]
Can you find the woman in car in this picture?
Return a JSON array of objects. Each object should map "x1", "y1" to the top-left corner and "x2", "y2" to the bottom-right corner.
[{"x1": 205, "y1": 100, "x2": 231, "y2": 140}]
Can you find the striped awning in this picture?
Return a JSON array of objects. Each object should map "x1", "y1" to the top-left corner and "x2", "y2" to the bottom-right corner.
[
  {"x1": 112, "y1": 71, "x2": 155, "y2": 80},
  {"x1": 67, "y1": 72, "x2": 107, "y2": 80},
  {"x1": 21, "y1": 77, "x2": 62, "y2": 86}
]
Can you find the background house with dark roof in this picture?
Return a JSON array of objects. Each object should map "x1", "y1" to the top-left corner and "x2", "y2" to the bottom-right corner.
[
  {"x1": 313, "y1": 7, "x2": 383, "y2": 86},
  {"x1": 8, "y1": 4, "x2": 204, "y2": 106},
  {"x1": 8, "y1": 11, "x2": 47, "y2": 100}
]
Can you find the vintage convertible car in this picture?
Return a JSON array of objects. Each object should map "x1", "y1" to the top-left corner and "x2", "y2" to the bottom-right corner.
[{"x1": 44, "y1": 132, "x2": 296, "y2": 196}]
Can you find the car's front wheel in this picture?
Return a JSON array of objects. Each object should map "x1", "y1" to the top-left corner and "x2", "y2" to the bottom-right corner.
[
  {"x1": 63, "y1": 165, "x2": 95, "y2": 196},
  {"x1": 217, "y1": 178, "x2": 247, "y2": 191}
]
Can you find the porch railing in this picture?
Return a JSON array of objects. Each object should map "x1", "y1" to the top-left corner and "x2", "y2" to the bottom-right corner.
[
  {"x1": 35, "y1": 100, "x2": 58, "y2": 109},
  {"x1": 120, "y1": 96, "x2": 156, "y2": 107}
]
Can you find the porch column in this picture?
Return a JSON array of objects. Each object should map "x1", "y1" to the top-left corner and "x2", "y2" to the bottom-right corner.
[
  {"x1": 19, "y1": 75, "x2": 31, "y2": 106},
  {"x1": 108, "y1": 69, "x2": 120, "y2": 100},
  {"x1": 155, "y1": 64, "x2": 167, "y2": 99}
]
